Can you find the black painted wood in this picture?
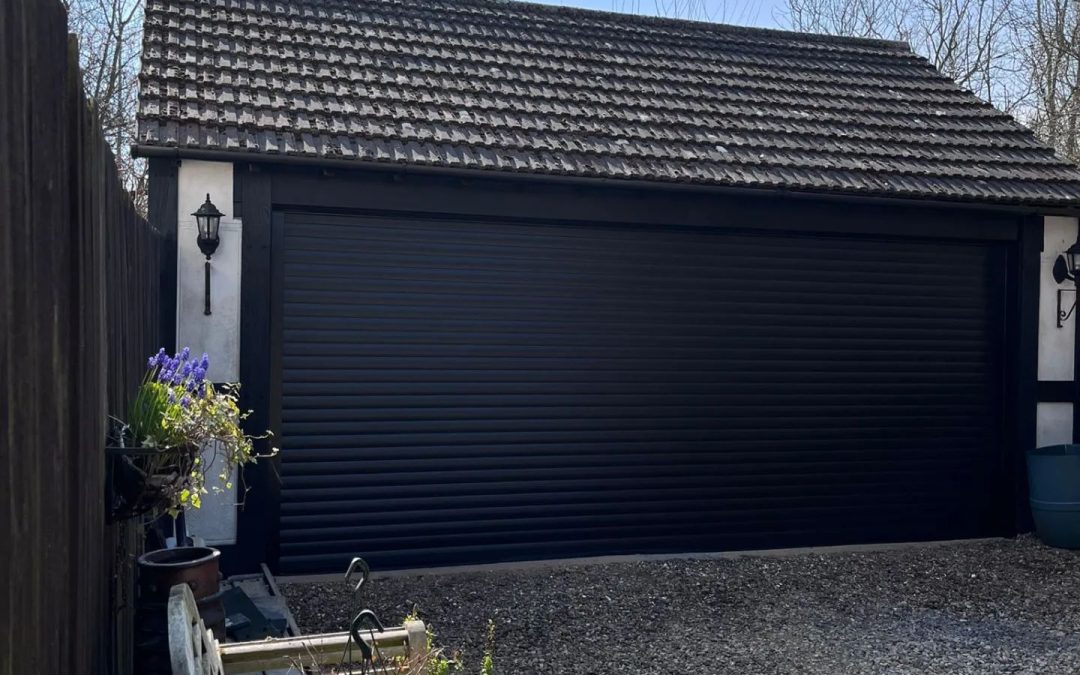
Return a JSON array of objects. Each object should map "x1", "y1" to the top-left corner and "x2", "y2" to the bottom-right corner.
[
  {"x1": 268, "y1": 167, "x2": 1023, "y2": 243},
  {"x1": 231, "y1": 167, "x2": 282, "y2": 574},
  {"x1": 1038, "y1": 381, "x2": 1075, "y2": 403},
  {"x1": 1012, "y1": 217, "x2": 1042, "y2": 533},
  {"x1": 2, "y1": 5, "x2": 162, "y2": 671},
  {"x1": 270, "y1": 211, "x2": 1012, "y2": 573},
  {"x1": 233, "y1": 164, "x2": 243, "y2": 220},
  {"x1": 149, "y1": 157, "x2": 178, "y2": 352}
]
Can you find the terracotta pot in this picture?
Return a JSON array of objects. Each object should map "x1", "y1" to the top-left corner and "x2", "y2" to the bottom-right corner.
[
  {"x1": 135, "y1": 546, "x2": 224, "y2": 674},
  {"x1": 138, "y1": 546, "x2": 221, "y2": 599}
]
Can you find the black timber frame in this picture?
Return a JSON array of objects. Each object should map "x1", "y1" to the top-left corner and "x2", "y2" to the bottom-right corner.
[
  {"x1": 215, "y1": 161, "x2": 1041, "y2": 573},
  {"x1": 148, "y1": 157, "x2": 178, "y2": 353}
]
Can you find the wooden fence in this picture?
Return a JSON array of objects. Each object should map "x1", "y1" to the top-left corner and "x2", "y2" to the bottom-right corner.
[{"x1": 1, "y1": 1, "x2": 165, "y2": 672}]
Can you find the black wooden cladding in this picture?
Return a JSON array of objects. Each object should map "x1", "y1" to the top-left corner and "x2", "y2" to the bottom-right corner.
[
  {"x1": 1, "y1": 3, "x2": 163, "y2": 672},
  {"x1": 272, "y1": 211, "x2": 1009, "y2": 572}
]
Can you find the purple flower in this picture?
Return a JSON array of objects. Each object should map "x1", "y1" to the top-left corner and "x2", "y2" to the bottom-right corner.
[
  {"x1": 180, "y1": 395, "x2": 192, "y2": 409},
  {"x1": 167, "y1": 390, "x2": 176, "y2": 404},
  {"x1": 192, "y1": 366, "x2": 206, "y2": 385},
  {"x1": 181, "y1": 362, "x2": 193, "y2": 377},
  {"x1": 180, "y1": 347, "x2": 191, "y2": 361},
  {"x1": 171, "y1": 370, "x2": 184, "y2": 385},
  {"x1": 200, "y1": 353, "x2": 209, "y2": 371},
  {"x1": 147, "y1": 348, "x2": 167, "y2": 370}
]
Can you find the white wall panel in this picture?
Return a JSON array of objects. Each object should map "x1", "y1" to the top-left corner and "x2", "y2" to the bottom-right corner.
[
  {"x1": 1037, "y1": 215, "x2": 1078, "y2": 448},
  {"x1": 176, "y1": 160, "x2": 240, "y2": 545}
]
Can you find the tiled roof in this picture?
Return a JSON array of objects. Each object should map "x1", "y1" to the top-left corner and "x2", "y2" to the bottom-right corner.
[{"x1": 136, "y1": 0, "x2": 1080, "y2": 206}]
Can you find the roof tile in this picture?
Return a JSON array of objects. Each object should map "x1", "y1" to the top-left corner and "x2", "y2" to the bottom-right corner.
[{"x1": 137, "y1": 0, "x2": 1080, "y2": 205}]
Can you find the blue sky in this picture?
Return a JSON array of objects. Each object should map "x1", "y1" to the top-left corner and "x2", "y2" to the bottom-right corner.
[{"x1": 526, "y1": 0, "x2": 789, "y2": 29}]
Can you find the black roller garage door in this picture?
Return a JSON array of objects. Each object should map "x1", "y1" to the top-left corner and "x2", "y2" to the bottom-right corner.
[{"x1": 274, "y1": 212, "x2": 1008, "y2": 573}]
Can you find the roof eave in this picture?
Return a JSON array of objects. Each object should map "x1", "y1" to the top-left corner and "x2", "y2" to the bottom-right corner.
[{"x1": 133, "y1": 144, "x2": 1080, "y2": 218}]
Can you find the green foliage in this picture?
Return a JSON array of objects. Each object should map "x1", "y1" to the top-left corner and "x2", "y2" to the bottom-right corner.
[
  {"x1": 400, "y1": 609, "x2": 495, "y2": 675},
  {"x1": 116, "y1": 349, "x2": 273, "y2": 515},
  {"x1": 480, "y1": 619, "x2": 495, "y2": 675}
]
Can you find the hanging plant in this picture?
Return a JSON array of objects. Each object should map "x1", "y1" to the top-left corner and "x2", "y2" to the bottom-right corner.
[{"x1": 107, "y1": 348, "x2": 273, "y2": 521}]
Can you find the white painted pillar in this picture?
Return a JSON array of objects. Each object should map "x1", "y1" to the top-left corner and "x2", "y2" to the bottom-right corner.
[
  {"x1": 1037, "y1": 216, "x2": 1078, "y2": 447},
  {"x1": 176, "y1": 160, "x2": 241, "y2": 545}
]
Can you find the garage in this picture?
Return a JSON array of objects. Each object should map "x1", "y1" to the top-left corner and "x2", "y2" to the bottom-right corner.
[
  {"x1": 135, "y1": 0, "x2": 1080, "y2": 573},
  {"x1": 272, "y1": 211, "x2": 1009, "y2": 572}
]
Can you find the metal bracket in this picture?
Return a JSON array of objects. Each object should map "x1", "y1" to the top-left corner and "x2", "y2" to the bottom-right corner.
[{"x1": 1059, "y1": 287, "x2": 1077, "y2": 328}]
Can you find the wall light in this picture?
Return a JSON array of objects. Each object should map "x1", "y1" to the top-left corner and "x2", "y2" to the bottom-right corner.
[
  {"x1": 1052, "y1": 242, "x2": 1080, "y2": 327},
  {"x1": 192, "y1": 194, "x2": 224, "y2": 316}
]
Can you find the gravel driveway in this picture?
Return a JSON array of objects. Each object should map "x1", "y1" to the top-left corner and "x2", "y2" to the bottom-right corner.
[{"x1": 281, "y1": 536, "x2": 1080, "y2": 674}]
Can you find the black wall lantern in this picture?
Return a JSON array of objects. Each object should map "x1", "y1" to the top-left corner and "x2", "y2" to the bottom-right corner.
[
  {"x1": 193, "y1": 194, "x2": 224, "y2": 316},
  {"x1": 1052, "y1": 242, "x2": 1080, "y2": 327}
]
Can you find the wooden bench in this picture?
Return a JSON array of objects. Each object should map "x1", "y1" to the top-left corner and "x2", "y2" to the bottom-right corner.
[{"x1": 168, "y1": 583, "x2": 428, "y2": 674}]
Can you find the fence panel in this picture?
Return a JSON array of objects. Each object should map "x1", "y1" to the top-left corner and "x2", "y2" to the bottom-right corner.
[{"x1": 0, "y1": 1, "x2": 164, "y2": 673}]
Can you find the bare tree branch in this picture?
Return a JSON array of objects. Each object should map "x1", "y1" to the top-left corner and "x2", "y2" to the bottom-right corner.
[
  {"x1": 782, "y1": 0, "x2": 1080, "y2": 162},
  {"x1": 613, "y1": 0, "x2": 757, "y2": 24},
  {"x1": 65, "y1": 0, "x2": 146, "y2": 214}
]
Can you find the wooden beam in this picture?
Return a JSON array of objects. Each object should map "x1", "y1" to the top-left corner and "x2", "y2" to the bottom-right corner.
[
  {"x1": 217, "y1": 622, "x2": 427, "y2": 673},
  {"x1": 227, "y1": 167, "x2": 280, "y2": 574}
]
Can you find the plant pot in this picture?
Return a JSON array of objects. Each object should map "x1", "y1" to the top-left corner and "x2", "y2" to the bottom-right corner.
[
  {"x1": 135, "y1": 546, "x2": 225, "y2": 674},
  {"x1": 1028, "y1": 444, "x2": 1080, "y2": 549},
  {"x1": 138, "y1": 546, "x2": 222, "y2": 601}
]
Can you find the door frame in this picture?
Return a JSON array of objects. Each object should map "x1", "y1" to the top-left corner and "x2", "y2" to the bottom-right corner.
[{"x1": 225, "y1": 161, "x2": 1038, "y2": 574}]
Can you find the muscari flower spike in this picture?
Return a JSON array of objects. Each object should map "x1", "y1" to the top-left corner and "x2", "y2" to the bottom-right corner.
[
  {"x1": 147, "y1": 348, "x2": 167, "y2": 370},
  {"x1": 157, "y1": 366, "x2": 171, "y2": 383}
]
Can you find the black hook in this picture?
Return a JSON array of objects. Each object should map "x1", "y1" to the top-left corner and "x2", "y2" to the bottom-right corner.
[
  {"x1": 348, "y1": 609, "x2": 387, "y2": 663},
  {"x1": 345, "y1": 556, "x2": 370, "y2": 595}
]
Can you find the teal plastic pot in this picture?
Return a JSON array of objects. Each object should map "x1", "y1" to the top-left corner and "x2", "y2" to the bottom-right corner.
[{"x1": 1028, "y1": 444, "x2": 1080, "y2": 549}]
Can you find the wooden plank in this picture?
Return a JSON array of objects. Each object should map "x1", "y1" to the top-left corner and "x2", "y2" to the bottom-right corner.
[
  {"x1": 260, "y1": 563, "x2": 302, "y2": 637},
  {"x1": 149, "y1": 156, "x2": 179, "y2": 352},
  {"x1": 1016, "y1": 216, "x2": 1043, "y2": 533},
  {"x1": 267, "y1": 165, "x2": 1023, "y2": 242},
  {"x1": 230, "y1": 168, "x2": 280, "y2": 573},
  {"x1": 217, "y1": 623, "x2": 426, "y2": 673},
  {"x1": 0, "y1": 2, "x2": 164, "y2": 673}
]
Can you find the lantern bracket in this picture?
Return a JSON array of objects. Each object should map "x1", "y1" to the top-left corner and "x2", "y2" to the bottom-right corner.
[{"x1": 1059, "y1": 288, "x2": 1077, "y2": 328}]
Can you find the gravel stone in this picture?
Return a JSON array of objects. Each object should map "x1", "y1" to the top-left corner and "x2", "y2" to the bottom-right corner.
[{"x1": 281, "y1": 536, "x2": 1080, "y2": 674}]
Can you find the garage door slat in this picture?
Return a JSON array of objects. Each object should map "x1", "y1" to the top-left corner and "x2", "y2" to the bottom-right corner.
[{"x1": 275, "y1": 214, "x2": 1007, "y2": 572}]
